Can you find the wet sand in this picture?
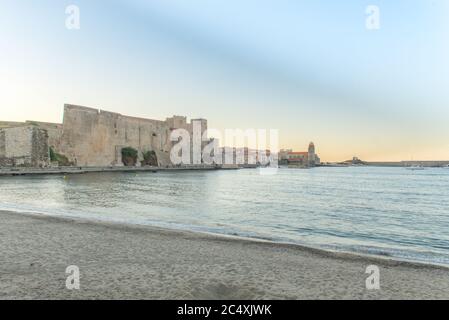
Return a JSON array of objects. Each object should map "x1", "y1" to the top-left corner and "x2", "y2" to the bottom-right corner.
[{"x1": 1, "y1": 210, "x2": 449, "y2": 300}]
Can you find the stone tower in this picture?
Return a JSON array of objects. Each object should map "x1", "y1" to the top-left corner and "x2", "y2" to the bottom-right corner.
[{"x1": 308, "y1": 142, "x2": 316, "y2": 167}]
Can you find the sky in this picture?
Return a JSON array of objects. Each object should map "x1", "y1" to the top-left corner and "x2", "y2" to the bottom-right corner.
[{"x1": 0, "y1": 0, "x2": 448, "y2": 161}]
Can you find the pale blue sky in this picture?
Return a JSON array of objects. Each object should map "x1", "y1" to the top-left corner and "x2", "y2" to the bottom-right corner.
[{"x1": 0, "y1": 0, "x2": 448, "y2": 161}]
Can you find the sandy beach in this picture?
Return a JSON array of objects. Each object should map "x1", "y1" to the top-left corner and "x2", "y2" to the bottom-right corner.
[{"x1": 1, "y1": 210, "x2": 449, "y2": 300}]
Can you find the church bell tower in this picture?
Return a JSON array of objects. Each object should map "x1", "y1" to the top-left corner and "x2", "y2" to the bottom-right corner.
[{"x1": 308, "y1": 142, "x2": 316, "y2": 167}]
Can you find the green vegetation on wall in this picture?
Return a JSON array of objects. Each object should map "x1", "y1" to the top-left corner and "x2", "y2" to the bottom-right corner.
[
  {"x1": 142, "y1": 150, "x2": 158, "y2": 166},
  {"x1": 121, "y1": 147, "x2": 138, "y2": 166},
  {"x1": 49, "y1": 147, "x2": 71, "y2": 166}
]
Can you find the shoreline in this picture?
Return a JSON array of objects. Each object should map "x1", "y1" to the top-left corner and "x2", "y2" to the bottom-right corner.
[
  {"x1": 1, "y1": 210, "x2": 449, "y2": 299},
  {"x1": 2, "y1": 209, "x2": 448, "y2": 271},
  {"x1": 2, "y1": 164, "x2": 449, "y2": 177},
  {"x1": 0, "y1": 165, "x2": 227, "y2": 177}
]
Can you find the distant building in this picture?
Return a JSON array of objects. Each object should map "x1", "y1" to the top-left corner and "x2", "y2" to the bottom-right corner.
[
  {"x1": 279, "y1": 149, "x2": 292, "y2": 163},
  {"x1": 341, "y1": 156, "x2": 366, "y2": 165},
  {"x1": 280, "y1": 142, "x2": 320, "y2": 167},
  {"x1": 215, "y1": 146, "x2": 274, "y2": 167}
]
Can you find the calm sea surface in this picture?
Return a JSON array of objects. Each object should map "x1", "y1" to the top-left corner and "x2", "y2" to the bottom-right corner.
[{"x1": 1, "y1": 167, "x2": 449, "y2": 266}]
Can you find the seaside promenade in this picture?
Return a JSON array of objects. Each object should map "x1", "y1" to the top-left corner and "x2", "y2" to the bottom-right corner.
[{"x1": 0, "y1": 165, "x2": 230, "y2": 176}]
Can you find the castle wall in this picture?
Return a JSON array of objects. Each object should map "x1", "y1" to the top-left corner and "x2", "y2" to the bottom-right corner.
[
  {"x1": 31, "y1": 128, "x2": 50, "y2": 167},
  {"x1": 0, "y1": 126, "x2": 49, "y2": 167},
  {"x1": 26, "y1": 121, "x2": 63, "y2": 150},
  {"x1": 0, "y1": 121, "x2": 26, "y2": 129},
  {"x1": 59, "y1": 104, "x2": 198, "y2": 167},
  {"x1": 0, "y1": 131, "x2": 6, "y2": 162},
  {"x1": 0, "y1": 105, "x2": 207, "y2": 168}
]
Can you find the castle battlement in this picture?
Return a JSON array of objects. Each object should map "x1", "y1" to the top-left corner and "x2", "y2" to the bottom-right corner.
[{"x1": 64, "y1": 104, "x2": 100, "y2": 114}]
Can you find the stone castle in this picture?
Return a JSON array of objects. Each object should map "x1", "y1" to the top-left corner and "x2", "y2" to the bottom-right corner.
[{"x1": 0, "y1": 104, "x2": 207, "y2": 168}]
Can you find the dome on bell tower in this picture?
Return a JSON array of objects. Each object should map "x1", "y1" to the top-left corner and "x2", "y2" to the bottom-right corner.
[{"x1": 308, "y1": 142, "x2": 315, "y2": 153}]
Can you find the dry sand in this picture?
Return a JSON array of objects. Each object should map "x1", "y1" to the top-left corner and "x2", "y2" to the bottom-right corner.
[{"x1": 1, "y1": 210, "x2": 449, "y2": 300}]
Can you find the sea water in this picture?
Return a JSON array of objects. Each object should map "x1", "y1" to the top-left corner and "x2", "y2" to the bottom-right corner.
[{"x1": 1, "y1": 166, "x2": 448, "y2": 266}]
